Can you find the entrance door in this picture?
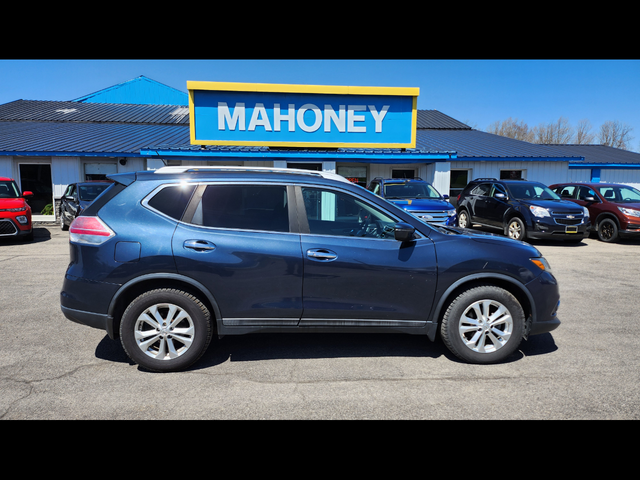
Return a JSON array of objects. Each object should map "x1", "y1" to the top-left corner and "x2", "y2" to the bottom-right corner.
[{"x1": 19, "y1": 164, "x2": 52, "y2": 214}]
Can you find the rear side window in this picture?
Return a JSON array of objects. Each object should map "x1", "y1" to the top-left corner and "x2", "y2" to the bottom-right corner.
[
  {"x1": 192, "y1": 185, "x2": 289, "y2": 232},
  {"x1": 147, "y1": 184, "x2": 197, "y2": 220}
]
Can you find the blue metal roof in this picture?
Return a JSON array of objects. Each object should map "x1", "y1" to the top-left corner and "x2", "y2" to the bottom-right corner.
[
  {"x1": 0, "y1": 100, "x2": 189, "y2": 125},
  {"x1": 72, "y1": 76, "x2": 188, "y2": 106},
  {"x1": 0, "y1": 98, "x2": 588, "y2": 162},
  {"x1": 416, "y1": 129, "x2": 584, "y2": 161},
  {"x1": 0, "y1": 121, "x2": 189, "y2": 157}
]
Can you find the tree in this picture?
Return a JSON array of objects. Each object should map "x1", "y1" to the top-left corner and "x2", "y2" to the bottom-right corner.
[
  {"x1": 486, "y1": 117, "x2": 533, "y2": 142},
  {"x1": 531, "y1": 117, "x2": 574, "y2": 144},
  {"x1": 598, "y1": 120, "x2": 634, "y2": 150},
  {"x1": 485, "y1": 117, "x2": 635, "y2": 151},
  {"x1": 574, "y1": 119, "x2": 595, "y2": 145}
]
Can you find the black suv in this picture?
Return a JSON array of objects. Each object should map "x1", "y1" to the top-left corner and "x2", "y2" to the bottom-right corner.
[
  {"x1": 456, "y1": 178, "x2": 591, "y2": 242},
  {"x1": 61, "y1": 166, "x2": 560, "y2": 372},
  {"x1": 59, "y1": 181, "x2": 113, "y2": 231}
]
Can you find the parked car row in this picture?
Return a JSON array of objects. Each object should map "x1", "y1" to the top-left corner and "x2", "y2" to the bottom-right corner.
[{"x1": 453, "y1": 177, "x2": 640, "y2": 244}]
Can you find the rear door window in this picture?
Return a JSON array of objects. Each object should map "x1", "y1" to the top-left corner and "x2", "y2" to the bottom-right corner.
[
  {"x1": 146, "y1": 184, "x2": 197, "y2": 220},
  {"x1": 192, "y1": 184, "x2": 289, "y2": 233}
]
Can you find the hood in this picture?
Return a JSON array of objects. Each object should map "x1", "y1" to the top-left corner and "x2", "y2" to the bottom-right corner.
[
  {"x1": 388, "y1": 198, "x2": 454, "y2": 211},
  {"x1": 439, "y1": 225, "x2": 538, "y2": 251},
  {"x1": 0, "y1": 197, "x2": 29, "y2": 210},
  {"x1": 611, "y1": 201, "x2": 640, "y2": 210},
  {"x1": 521, "y1": 198, "x2": 583, "y2": 212}
]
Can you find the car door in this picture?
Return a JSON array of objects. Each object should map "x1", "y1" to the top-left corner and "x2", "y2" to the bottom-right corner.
[
  {"x1": 483, "y1": 183, "x2": 511, "y2": 227},
  {"x1": 297, "y1": 185, "x2": 437, "y2": 326},
  {"x1": 62, "y1": 184, "x2": 80, "y2": 223},
  {"x1": 171, "y1": 183, "x2": 304, "y2": 325},
  {"x1": 575, "y1": 185, "x2": 603, "y2": 217},
  {"x1": 467, "y1": 182, "x2": 491, "y2": 223}
]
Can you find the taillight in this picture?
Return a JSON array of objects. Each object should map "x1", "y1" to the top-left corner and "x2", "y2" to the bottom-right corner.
[{"x1": 69, "y1": 216, "x2": 115, "y2": 245}]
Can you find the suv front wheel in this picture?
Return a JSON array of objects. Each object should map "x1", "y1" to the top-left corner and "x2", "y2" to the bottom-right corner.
[
  {"x1": 506, "y1": 217, "x2": 526, "y2": 241},
  {"x1": 119, "y1": 288, "x2": 213, "y2": 372},
  {"x1": 597, "y1": 218, "x2": 619, "y2": 242},
  {"x1": 440, "y1": 285, "x2": 525, "y2": 364}
]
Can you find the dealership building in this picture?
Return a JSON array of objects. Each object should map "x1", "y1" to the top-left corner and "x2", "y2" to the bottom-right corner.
[{"x1": 1, "y1": 75, "x2": 639, "y2": 220}]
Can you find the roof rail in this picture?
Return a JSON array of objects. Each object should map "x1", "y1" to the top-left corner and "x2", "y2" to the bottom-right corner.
[{"x1": 153, "y1": 165, "x2": 351, "y2": 183}]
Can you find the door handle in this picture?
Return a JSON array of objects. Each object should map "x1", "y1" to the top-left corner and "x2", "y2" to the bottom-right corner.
[
  {"x1": 306, "y1": 248, "x2": 337, "y2": 261},
  {"x1": 184, "y1": 239, "x2": 216, "y2": 252}
]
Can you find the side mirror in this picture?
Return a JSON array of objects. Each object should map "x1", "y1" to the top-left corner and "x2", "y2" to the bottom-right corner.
[
  {"x1": 394, "y1": 222, "x2": 415, "y2": 242},
  {"x1": 22, "y1": 191, "x2": 33, "y2": 197},
  {"x1": 584, "y1": 196, "x2": 596, "y2": 202},
  {"x1": 495, "y1": 193, "x2": 508, "y2": 199}
]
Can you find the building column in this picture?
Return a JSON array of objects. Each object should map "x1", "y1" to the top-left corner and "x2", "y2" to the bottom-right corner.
[{"x1": 432, "y1": 161, "x2": 451, "y2": 197}]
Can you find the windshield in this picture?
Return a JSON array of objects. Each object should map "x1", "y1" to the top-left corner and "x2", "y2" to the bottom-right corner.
[
  {"x1": 506, "y1": 182, "x2": 561, "y2": 200},
  {"x1": 597, "y1": 185, "x2": 640, "y2": 203},
  {"x1": 384, "y1": 183, "x2": 442, "y2": 199},
  {"x1": 0, "y1": 180, "x2": 21, "y2": 198},
  {"x1": 78, "y1": 184, "x2": 110, "y2": 201}
]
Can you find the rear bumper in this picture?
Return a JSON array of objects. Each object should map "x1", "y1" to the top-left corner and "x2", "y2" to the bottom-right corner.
[
  {"x1": 60, "y1": 274, "x2": 120, "y2": 337},
  {"x1": 61, "y1": 304, "x2": 112, "y2": 332}
]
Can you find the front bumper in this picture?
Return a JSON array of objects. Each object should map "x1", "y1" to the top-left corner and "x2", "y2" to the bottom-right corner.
[
  {"x1": 525, "y1": 270, "x2": 561, "y2": 336},
  {"x1": 619, "y1": 222, "x2": 640, "y2": 238},
  {"x1": 0, "y1": 217, "x2": 32, "y2": 237},
  {"x1": 527, "y1": 218, "x2": 591, "y2": 240}
]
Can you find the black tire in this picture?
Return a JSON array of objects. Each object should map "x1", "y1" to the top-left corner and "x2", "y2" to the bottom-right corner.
[
  {"x1": 458, "y1": 209, "x2": 472, "y2": 229},
  {"x1": 506, "y1": 217, "x2": 526, "y2": 241},
  {"x1": 440, "y1": 285, "x2": 525, "y2": 364},
  {"x1": 119, "y1": 288, "x2": 213, "y2": 372},
  {"x1": 597, "y1": 218, "x2": 619, "y2": 243},
  {"x1": 59, "y1": 211, "x2": 68, "y2": 231}
]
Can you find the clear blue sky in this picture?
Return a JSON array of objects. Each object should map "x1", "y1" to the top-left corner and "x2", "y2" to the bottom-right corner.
[{"x1": 2, "y1": 59, "x2": 639, "y2": 150}]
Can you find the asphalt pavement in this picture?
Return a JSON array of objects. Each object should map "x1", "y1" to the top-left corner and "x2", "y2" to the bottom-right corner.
[{"x1": 1, "y1": 223, "x2": 639, "y2": 419}]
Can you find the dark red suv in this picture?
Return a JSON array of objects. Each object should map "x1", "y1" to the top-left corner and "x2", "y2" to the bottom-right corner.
[
  {"x1": 0, "y1": 177, "x2": 33, "y2": 241},
  {"x1": 549, "y1": 182, "x2": 640, "y2": 242}
]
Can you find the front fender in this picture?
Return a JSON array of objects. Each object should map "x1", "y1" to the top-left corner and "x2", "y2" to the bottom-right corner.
[{"x1": 427, "y1": 272, "x2": 536, "y2": 341}]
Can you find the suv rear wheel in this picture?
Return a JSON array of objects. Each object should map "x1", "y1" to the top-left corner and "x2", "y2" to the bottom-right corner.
[
  {"x1": 119, "y1": 288, "x2": 213, "y2": 372},
  {"x1": 440, "y1": 285, "x2": 525, "y2": 364},
  {"x1": 457, "y1": 209, "x2": 472, "y2": 229}
]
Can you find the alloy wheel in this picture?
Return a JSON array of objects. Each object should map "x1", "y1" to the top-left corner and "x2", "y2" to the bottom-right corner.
[
  {"x1": 134, "y1": 303, "x2": 195, "y2": 361},
  {"x1": 458, "y1": 299, "x2": 514, "y2": 354}
]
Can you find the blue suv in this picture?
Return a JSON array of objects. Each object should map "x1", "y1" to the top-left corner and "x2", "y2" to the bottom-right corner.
[
  {"x1": 61, "y1": 166, "x2": 560, "y2": 372},
  {"x1": 366, "y1": 177, "x2": 457, "y2": 226}
]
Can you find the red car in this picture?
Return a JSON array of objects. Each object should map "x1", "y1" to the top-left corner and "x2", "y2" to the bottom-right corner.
[
  {"x1": 550, "y1": 182, "x2": 640, "y2": 242},
  {"x1": 0, "y1": 177, "x2": 33, "y2": 241}
]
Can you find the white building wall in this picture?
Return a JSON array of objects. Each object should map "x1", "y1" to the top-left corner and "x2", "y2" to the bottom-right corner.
[
  {"x1": 0, "y1": 156, "x2": 12, "y2": 178},
  {"x1": 600, "y1": 169, "x2": 640, "y2": 190},
  {"x1": 451, "y1": 160, "x2": 571, "y2": 186},
  {"x1": 52, "y1": 157, "x2": 81, "y2": 198}
]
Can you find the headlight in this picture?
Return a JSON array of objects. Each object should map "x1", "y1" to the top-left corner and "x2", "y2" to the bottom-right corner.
[
  {"x1": 618, "y1": 206, "x2": 640, "y2": 218},
  {"x1": 530, "y1": 257, "x2": 552, "y2": 273},
  {"x1": 0, "y1": 208, "x2": 25, "y2": 212},
  {"x1": 16, "y1": 216, "x2": 28, "y2": 224},
  {"x1": 530, "y1": 205, "x2": 550, "y2": 217},
  {"x1": 583, "y1": 207, "x2": 590, "y2": 218},
  {"x1": 446, "y1": 209, "x2": 456, "y2": 216}
]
